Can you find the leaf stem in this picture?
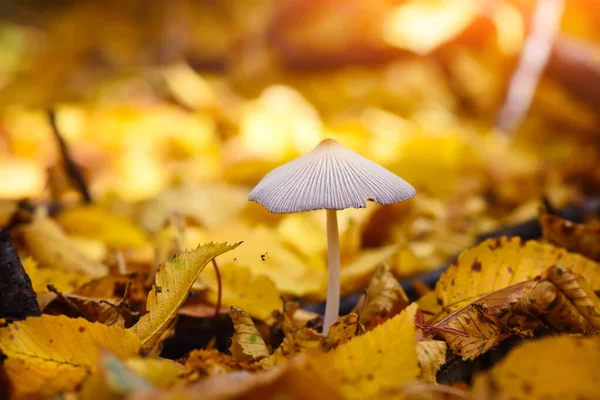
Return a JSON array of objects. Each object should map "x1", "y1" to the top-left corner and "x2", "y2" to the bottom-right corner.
[{"x1": 212, "y1": 258, "x2": 222, "y2": 318}]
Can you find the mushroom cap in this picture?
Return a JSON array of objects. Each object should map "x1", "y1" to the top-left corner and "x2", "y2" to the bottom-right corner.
[{"x1": 249, "y1": 138, "x2": 416, "y2": 213}]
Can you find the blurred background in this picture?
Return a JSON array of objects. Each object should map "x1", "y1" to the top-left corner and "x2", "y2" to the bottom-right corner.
[{"x1": 1, "y1": 0, "x2": 600, "y2": 283}]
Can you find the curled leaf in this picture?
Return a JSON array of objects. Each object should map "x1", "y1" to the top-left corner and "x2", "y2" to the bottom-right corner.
[
  {"x1": 540, "y1": 207, "x2": 600, "y2": 261},
  {"x1": 229, "y1": 306, "x2": 270, "y2": 363},
  {"x1": 129, "y1": 242, "x2": 241, "y2": 353},
  {"x1": 354, "y1": 264, "x2": 409, "y2": 326}
]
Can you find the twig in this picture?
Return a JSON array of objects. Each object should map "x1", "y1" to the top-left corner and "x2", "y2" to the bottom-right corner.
[
  {"x1": 47, "y1": 109, "x2": 92, "y2": 203},
  {"x1": 212, "y1": 258, "x2": 222, "y2": 318},
  {"x1": 47, "y1": 284, "x2": 85, "y2": 318},
  {"x1": 496, "y1": 0, "x2": 565, "y2": 133}
]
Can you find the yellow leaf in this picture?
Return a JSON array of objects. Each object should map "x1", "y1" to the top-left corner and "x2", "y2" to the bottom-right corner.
[
  {"x1": 23, "y1": 256, "x2": 92, "y2": 294},
  {"x1": 201, "y1": 262, "x2": 282, "y2": 321},
  {"x1": 354, "y1": 264, "x2": 409, "y2": 326},
  {"x1": 229, "y1": 306, "x2": 270, "y2": 362},
  {"x1": 473, "y1": 336, "x2": 600, "y2": 399},
  {"x1": 129, "y1": 242, "x2": 240, "y2": 353},
  {"x1": 125, "y1": 358, "x2": 183, "y2": 389},
  {"x1": 0, "y1": 315, "x2": 141, "y2": 399},
  {"x1": 19, "y1": 209, "x2": 108, "y2": 277},
  {"x1": 416, "y1": 340, "x2": 447, "y2": 383},
  {"x1": 56, "y1": 205, "x2": 148, "y2": 249},
  {"x1": 434, "y1": 237, "x2": 600, "y2": 321},
  {"x1": 312, "y1": 304, "x2": 419, "y2": 400}
]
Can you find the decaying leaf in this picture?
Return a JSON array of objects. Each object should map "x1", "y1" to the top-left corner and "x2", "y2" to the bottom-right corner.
[
  {"x1": 310, "y1": 304, "x2": 419, "y2": 400},
  {"x1": 540, "y1": 207, "x2": 600, "y2": 261},
  {"x1": 436, "y1": 264, "x2": 600, "y2": 360},
  {"x1": 180, "y1": 349, "x2": 261, "y2": 383},
  {"x1": 354, "y1": 263, "x2": 409, "y2": 326},
  {"x1": 434, "y1": 237, "x2": 600, "y2": 321},
  {"x1": 544, "y1": 265, "x2": 600, "y2": 331},
  {"x1": 229, "y1": 306, "x2": 270, "y2": 363},
  {"x1": 0, "y1": 315, "x2": 141, "y2": 398},
  {"x1": 473, "y1": 336, "x2": 600, "y2": 399},
  {"x1": 130, "y1": 242, "x2": 241, "y2": 353},
  {"x1": 19, "y1": 209, "x2": 108, "y2": 277},
  {"x1": 327, "y1": 313, "x2": 364, "y2": 344},
  {"x1": 56, "y1": 204, "x2": 148, "y2": 249},
  {"x1": 41, "y1": 288, "x2": 137, "y2": 328},
  {"x1": 200, "y1": 262, "x2": 282, "y2": 321},
  {"x1": 416, "y1": 340, "x2": 447, "y2": 383}
]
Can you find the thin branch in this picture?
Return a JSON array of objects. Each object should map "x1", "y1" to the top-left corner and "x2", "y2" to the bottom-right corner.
[
  {"x1": 496, "y1": 0, "x2": 565, "y2": 133},
  {"x1": 47, "y1": 109, "x2": 92, "y2": 203}
]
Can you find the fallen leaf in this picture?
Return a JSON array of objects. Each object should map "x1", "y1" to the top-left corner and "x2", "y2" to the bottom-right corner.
[
  {"x1": 125, "y1": 357, "x2": 183, "y2": 389},
  {"x1": 56, "y1": 204, "x2": 148, "y2": 249},
  {"x1": 327, "y1": 313, "x2": 365, "y2": 344},
  {"x1": 434, "y1": 237, "x2": 600, "y2": 321},
  {"x1": 19, "y1": 209, "x2": 108, "y2": 277},
  {"x1": 200, "y1": 262, "x2": 282, "y2": 321},
  {"x1": 180, "y1": 349, "x2": 261, "y2": 383},
  {"x1": 129, "y1": 242, "x2": 241, "y2": 353},
  {"x1": 140, "y1": 357, "x2": 344, "y2": 400},
  {"x1": 416, "y1": 340, "x2": 447, "y2": 383},
  {"x1": 354, "y1": 263, "x2": 409, "y2": 326},
  {"x1": 229, "y1": 306, "x2": 270, "y2": 363},
  {"x1": 139, "y1": 184, "x2": 249, "y2": 232},
  {"x1": 544, "y1": 265, "x2": 600, "y2": 332},
  {"x1": 473, "y1": 336, "x2": 600, "y2": 399},
  {"x1": 23, "y1": 257, "x2": 92, "y2": 295},
  {"x1": 540, "y1": 207, "x2": 600, "y2": 261},
  {"x1": 0, "y1": 315, "x2": 141, "y2": 398},
  {"x1": 311, "y1": 303, "x2": 419, "y2": 400}
]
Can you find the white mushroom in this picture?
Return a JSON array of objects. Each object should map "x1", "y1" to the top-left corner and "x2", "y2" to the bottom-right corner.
[{"x1": 249, "y1": 138, "x2": 415, "y2": 335}]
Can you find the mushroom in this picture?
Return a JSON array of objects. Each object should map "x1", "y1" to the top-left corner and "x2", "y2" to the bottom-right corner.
[{"x1": 248, "y1": 138, "x2": 415, "y2": 335}]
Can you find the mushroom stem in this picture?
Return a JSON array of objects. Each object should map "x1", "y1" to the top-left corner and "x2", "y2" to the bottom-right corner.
[{"x1": 323, "y1": 208, "x2": 340, "y2": 336}]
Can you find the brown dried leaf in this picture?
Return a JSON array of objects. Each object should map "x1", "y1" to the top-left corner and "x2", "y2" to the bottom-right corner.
[
  {"x1": 353, "y1": 264, "x2": 409, "y2": 326},
  {"x1": 540, "y1": 208, "x2": 600, "y2": 261},
  {"x1": 180, "y1": 349, "x2": 261, "y2": 383},
  {"x1": 435, "y1": 237, "x2": 600, "y2": 321}
]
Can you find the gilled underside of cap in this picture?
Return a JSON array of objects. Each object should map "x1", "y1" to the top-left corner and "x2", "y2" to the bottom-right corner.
[{"x1": 248, "y1": 139, "x2": 416, "y2": 213}]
